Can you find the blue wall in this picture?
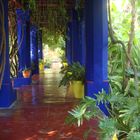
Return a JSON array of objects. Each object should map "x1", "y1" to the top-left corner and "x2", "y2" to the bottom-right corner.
[
  {"x1": 30, "y1": 25, "x2": 39, "y2": 75},
  {"x1": 16, "y1": 9, "x2": 31, "y2": 77},
  {"x1": 0, "y1": 0, "x2": 16, "y2": 108}
]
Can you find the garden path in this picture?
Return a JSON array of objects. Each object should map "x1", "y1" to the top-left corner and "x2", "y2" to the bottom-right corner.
[{"x1": 0, "y1": 69, "x2": 98, "y2": 140}]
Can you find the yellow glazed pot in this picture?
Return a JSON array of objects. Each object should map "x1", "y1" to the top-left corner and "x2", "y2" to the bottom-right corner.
[
  {"x1": 39, "y1": 63, "x2": 44, "y2": 71},
  {"x1": 72, "y1": 81, "x2": 84, "y2": 99}
]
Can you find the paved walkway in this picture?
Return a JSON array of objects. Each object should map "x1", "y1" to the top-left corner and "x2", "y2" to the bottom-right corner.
[{"x1": 0, "y1": 69, "x2": 98, "y2": 140}]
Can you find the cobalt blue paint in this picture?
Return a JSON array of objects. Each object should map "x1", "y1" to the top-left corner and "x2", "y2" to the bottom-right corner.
[
  {"x1": 14, "y1": 9, "x2": 31, "y2": 88},
  {"x1": 85, "y1": 0, "x2": 94, "y2": 81},
  {"x1": 66, "y1": 22, "x2": 72, "y2": 64},
  {"x1": 38, "y1": 30, "x2": 43, "y2": 60},
  {"x1": 26, "y1": 19, "x2": 31, "y2": 68},
  {"x1": 14, "y1": 77, "x2": 31, "y2": 88},
  {"x1": 71, "y1": 9, "x2": 85, "y2": 65},
  {"x1": 0, "y1": 0, "x2": 17, "y2": 108},
  {"x1": 79, "y1": 8, "x2": 86, "y2": 66},
  {"x1": 85, "y1": 0, "x2": 109, "y2": 116},
  {"x1": 16, "y1": 9, "x2": 31, "y2": 77},
  {"x1": 71, "y1": 10, "x2": 81, "y2": 63},
  {"x1": 30, "y1": 25, "x2": 39, "y2": 75}
]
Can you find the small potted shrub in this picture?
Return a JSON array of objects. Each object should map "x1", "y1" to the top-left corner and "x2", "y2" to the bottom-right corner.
[
  {"x1": 59, "y1": 62, "x2": 85, "y2": 98},
  {"x1": 39, "y1": 59, "x2": 44, "y2": 71},
  {"x1": 70, "y1": 62, "x2": 85, "y2": 98},
  {"x1": 59, "y1": 64, "x2": 73, "y2": 96}
]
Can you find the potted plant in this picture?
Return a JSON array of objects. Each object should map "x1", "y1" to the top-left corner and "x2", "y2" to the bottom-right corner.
[
  {"x1": 39, "y1": 59, "x2": 44, "y2": 71},
  {"x1": 70, "y1": 62, "x2": 85, "y2": 99},
  {"x1": 22, "y1": 66, "x2": 31, "y2": 78},
  {"x1": 59, "y1": 62, "x2": 85, "y2": 98}
]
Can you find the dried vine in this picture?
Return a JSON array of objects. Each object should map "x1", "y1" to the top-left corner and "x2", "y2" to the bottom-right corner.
[
  {"x1": 9, "y1": 1, "x2": 27, "y2": 77},
  {"x1": 9, "y1": 0, "x2": 18, "y2": 77},
  {"x1": 0, "y1": 0, "x2": 6, "y2": 88},
  {"x1": 9, "y1": 0, "x2": 37, "y2": 77}
]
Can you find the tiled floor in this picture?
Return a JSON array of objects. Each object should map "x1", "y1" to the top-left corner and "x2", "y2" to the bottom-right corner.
[{"x1": 0, "y1": 70, "x2": 99, "y2": 140}]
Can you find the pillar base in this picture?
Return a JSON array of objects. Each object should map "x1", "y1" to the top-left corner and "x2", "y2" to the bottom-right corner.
[
  {"x1": 32, "y1": 70, "x2": 39, "y2": 76},
  {"x1": 0, "y1": 83, "x2": 17, "y2": 108},
  {"x1": 85, "y1": 80, "x2": 109, "y2": 116},
  {"x1": 13, "y1": 77, "x2": 32, "y2": 88}
]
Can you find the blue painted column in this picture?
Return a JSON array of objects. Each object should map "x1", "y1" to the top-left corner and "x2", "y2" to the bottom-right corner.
[
  {"x1": 16, "y1": 9, "x2": 31, "y2": 77},
  {"x1": 85, "y1": 0, "x2": 109, "y2": 115},
  {"x1": 71, "y1": 9, "x2": 85, "y2": 65},
  {"x1": 38, "y1": 30, "x2": 43, "y2": 60},
  {"x1": 0, "y1": 0, "x2": 16, "y2": 107},
  {"x1": 79, "y1": 9, "x2": 86, "y2": 66},
  {"x1": 30, "y1": 25, "x2": 39, "y2": 75},
  {"x1": 66, "y1": 22, "x2": 72, "y2": 64},
  {"x1": 14, "y1": 9, "x2": 31, "y2": 88},
  {"x1": 71, "y1": 10, "x2": 81, "y2": 63}
]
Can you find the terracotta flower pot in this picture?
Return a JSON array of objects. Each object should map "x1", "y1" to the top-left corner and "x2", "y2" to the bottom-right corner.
[{"x1": 22, "y1": 70, "x2": 31, "y2": 78}]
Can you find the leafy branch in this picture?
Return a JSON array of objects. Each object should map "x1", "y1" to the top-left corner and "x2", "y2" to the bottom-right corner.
[{"x1": 108, "y1": 0, "x2": 138, "y2": 96}]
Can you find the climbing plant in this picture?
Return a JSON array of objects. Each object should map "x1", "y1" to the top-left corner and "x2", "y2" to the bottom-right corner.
[
  {"x1": 42, "y1": 29, "x2": 65, "y2": 50},
  {"x1": 9, "y1": 0, "x2": 19, "y2": 77},
  {"x1": 8, "y1": 0, "x2": 37, "y2": 77},
  {"x1": 108, "y1": 0, "x2": 139, "y2": 92},
  {"x1": 21, "y1": 0, "x2": 36, "y2": 10},
  {"x1": 0, "y1": 0, "x2": 6, "y2": 88},
  {"x1": 45, "y1": 0, "x2": 69, "y2": 38}
]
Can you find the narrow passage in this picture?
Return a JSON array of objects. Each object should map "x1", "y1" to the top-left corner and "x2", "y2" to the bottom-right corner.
[{"x1": 0, "y1": 70, "x2": 98, "y2": 140}]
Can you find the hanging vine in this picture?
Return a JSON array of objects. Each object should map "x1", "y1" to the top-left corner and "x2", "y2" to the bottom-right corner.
[
  {"x1": 9, "y1": 0, "x2": 19, "y2": 77},
  {"x1": 0, "y1": 0, "x2": 6, "y2": 88},
  {"x1": 9, "y1": 0, "x2": 36, "y2": 77}
]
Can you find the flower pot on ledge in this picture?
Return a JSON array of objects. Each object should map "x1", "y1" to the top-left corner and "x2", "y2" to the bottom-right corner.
[{"x1": 22, "y1": 70, "x2": 31, "y2": 78}]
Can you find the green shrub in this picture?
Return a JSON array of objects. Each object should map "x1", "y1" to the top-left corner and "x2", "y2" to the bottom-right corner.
[{"x1": 59, "y1": 62, "x2": 85, "y2": 87}]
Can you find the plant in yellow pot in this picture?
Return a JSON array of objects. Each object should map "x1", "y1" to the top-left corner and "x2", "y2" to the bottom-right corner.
[
  {"x1": 69, "y1": 62, "x2": 85, "y2": 99},
  {"x1": 72, "y1": 81, "x2": 84, "y2": 98},
  {"x1": 39, "y1": 59, "x2": 44, "y2": 71},
  {"x1": 59, "y1": 62, "x2": 85, "y2": 98},
  {"x1": 59, "y1": 64, "x2": 74, "y2": 97}
]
